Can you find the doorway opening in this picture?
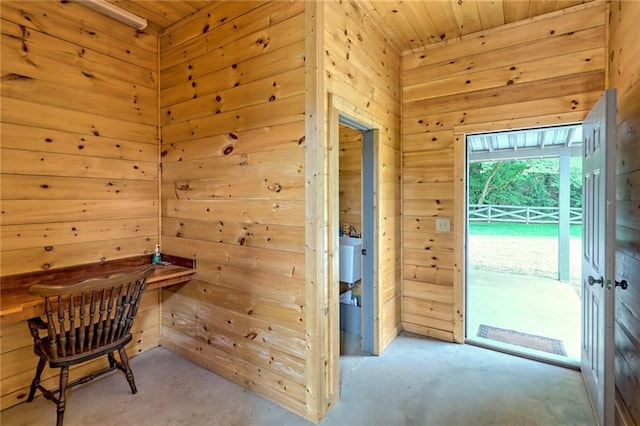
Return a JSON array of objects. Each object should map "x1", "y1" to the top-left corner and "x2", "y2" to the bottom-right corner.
[
  {"x1": 337, "y1": 117, "x2": 375, "y2": 376},
  {"x1": 464, "y1": 124, "x2": 583, "y2": 367}
]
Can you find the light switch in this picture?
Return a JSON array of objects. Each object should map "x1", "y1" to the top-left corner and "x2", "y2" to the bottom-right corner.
[{"x1": 435, "y1": 218, "x2": 450, "y2": 232}]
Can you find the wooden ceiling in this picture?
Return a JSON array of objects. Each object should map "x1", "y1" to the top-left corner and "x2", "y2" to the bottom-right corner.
[
  {"x1": 357, "y1": 0, "x2": 594, "y2": 52},
  {"x1": 107, "y1": 0, "x2": 211, "y2": 31},
  {"x1": 107, "y1": 0, "x2": 594, "y2": 52}
]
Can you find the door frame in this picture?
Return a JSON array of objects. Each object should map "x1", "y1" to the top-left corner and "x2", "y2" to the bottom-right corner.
[
  {"x1": 453, "y1": 117, "x2": 590, "y2": 344},
  {"x1": 338, "y1": 116, "x2": 376, "y2": 354},
  {"x1": 329, "y1": 93, "x2": 381, "y2": 359},
  {"x1": 460, "y1": 124, "x2": 584, "y2": 368}
]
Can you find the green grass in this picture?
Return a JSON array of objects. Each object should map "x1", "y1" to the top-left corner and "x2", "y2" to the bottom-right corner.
[{"x1": 468, "y1": 222, "x2": 582, "y2": 238}]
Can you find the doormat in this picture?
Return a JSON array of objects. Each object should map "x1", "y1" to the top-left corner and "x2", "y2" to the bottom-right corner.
[{"x1": 477, "y1": 324, "x2": 567, "y2": 356}]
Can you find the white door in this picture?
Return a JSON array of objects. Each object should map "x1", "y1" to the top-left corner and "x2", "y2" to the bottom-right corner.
[{"x1": 581, "y1": 89, "x2": 616, "y2": 426}]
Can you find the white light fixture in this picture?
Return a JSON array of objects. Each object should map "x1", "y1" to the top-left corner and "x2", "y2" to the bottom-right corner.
[{"x1": 77, "y1": 0, "x2": 148, "y2": 30}]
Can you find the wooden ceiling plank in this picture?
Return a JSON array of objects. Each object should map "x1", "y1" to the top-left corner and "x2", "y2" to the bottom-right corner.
[
  {"x1": 502, "y1": 0, "x2": 531, "y2": 23},
  {"x1": 449, "y1": 0, "x2": 483, "y2": 36},
  {"x1": 391, "y1": 1, "x2": 435, "y2": 49},
  {"x1": 529, "y1": 1, "x2": 590, "y2": 18},
  {"x1": 109, "y1": 0, "x2": 176, "y2": 28},
  {"x1": 402, "y1": 1, "x2": 443, "y2": 46},
  {"x1": 417, "y1": 0, "x2": 462, "y2": 42},
  {"x1": 476, "y1": 0, "x2": 506, "y2": 30},
  {"x1": 183, "y1": 1, "x2": 212, "y2": 8},
  {"x1": 356, "y1": 0, "x2": 404, "y2": 53},
  {"x1": 367, "y1": 1, "x2": 423, "y2": 51},
  {"x1": 528, "y1": 0, "x2": 561, "y2": 17},
  {"x1": 156, "y1": 1, "x2": 200, "y2": 21},
  {"x1": 404, "y1": 1, "x2": 452, "y2": 45},
  {"x1": 159, "y1": 1, "x2": 201, "y2": 17}
]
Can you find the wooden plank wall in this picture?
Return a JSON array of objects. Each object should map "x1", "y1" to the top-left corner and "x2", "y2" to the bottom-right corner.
[
  {"x1": 158, "y1": 1, "x2": 309, "y2": 419},
  {"x1": 0, "y1": 1, "x2": 160, "y2": 409},
  {"x1": 401, "y1": 2, "x2": 606, "y2": 342},
  {"x1": 339, "y1": 125, "x2": 363, "y2": 234},
  {"x1": 610, "y1": 1, "x2": 640, "y2": 424},
  {"x1": 324, "y1": 0, "x2": 402, "y2": 353}
]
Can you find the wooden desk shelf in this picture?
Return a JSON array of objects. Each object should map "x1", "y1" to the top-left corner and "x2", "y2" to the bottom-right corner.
[{"x1": 0, "y1": 255, "x2": 196, "y2": 325}]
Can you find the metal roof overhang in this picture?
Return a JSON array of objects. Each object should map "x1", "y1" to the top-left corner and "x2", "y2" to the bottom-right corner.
[{"x1": 467, "y1": 124, "x2": 582, "y2": 162}]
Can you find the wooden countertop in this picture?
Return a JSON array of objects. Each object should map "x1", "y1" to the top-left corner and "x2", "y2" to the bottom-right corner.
[{"x1": 0, "y1": 255, "x2": 196, "y2": 325}]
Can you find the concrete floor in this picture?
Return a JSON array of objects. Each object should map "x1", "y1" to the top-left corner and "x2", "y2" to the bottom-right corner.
[
  {"x1": 467, "y1": 269, "x2": 581, "y2": 363},
  {"x1": 2, "y1": 332, "x2": 595, "y2": 426}
]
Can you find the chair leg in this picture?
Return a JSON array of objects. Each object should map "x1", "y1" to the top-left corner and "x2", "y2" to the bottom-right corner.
[
  {"x1": 118, "y1": 348, "x2": 137, "y2": 394},
  {"x1": 27, "y1": 358, "x2": 46, "y2": 402},
  {"x1": 108, "y1": 352, "x2": 116, "y2": 368},
  {"x1": 56, "y1": 366, "x2": 69, "y2": 426}
]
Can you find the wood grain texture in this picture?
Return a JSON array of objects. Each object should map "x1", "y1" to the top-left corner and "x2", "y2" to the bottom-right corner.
[
  {"x1": 1, "y1": 1, "x2": 157, "y2": 67},
  {"x1": 304, "y1": 2, "x2": 332, "y2": 420},
  {"x1": 1, "y1": 0, "x2": 629, "y2": 422},
  {"x1": 325, "y1": 0, "x2": 402, "y2": 358},
  {"x1": 402, "y1": 3, "x2": 606, "y2": 342},
  {"x1": 356, "y1": 0, "x2": 591, "y2": 53},
  {"x1": 0, "y1": 2, "x2": 159, "y2": 271},
  {"x1": 161, "y1": 41, "x2": 305, "y2": 107},
  {"x1": 402, "y1": 1, "x2": 602, "y2": 63},
  {"x1": 339, "y1": 125, "x2": 363, "y2": 234},
  {"x1": 0, "y1": 1, "x2": 160, "y2": 409},
  {"x1": 610, "y1": 1, "x2": 640, "y2": 423},
  {"x1": 159, "y1": 1, "x2": 264, "y2": 51},
  {"x1": 109, "y1": 0, "x2": 209, "y2": 31},
  {"x1": 5, "y1": 0, "x2": 592, "y2": 55},
  {"x1": 159, "y1": 1, "x2": 309, "y2": 420}
]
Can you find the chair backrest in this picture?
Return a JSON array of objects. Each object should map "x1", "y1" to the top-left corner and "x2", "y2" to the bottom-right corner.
[{"x1": 29, "y1": 266, "x2": 155, "y2": 360}]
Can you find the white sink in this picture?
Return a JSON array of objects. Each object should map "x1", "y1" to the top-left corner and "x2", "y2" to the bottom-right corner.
[
  {"x1": 339, "y1": 237, "x2": 362, "y2": 285},
  {"x1": 339, "y1": 236, "x2": 362, "y2": 247}
]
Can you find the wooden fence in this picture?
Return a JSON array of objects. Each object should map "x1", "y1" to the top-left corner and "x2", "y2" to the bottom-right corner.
[{"x1": 468, "y1": 204, "x2": 582, "y2": 224}]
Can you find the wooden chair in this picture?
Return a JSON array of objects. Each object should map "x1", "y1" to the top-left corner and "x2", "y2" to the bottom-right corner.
[{"x1": 26, "y1": 266, "x2": 155, "y2": 426}]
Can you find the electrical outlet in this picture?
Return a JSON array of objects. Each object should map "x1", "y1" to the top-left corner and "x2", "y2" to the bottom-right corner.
[{"x1": 435, "y1": 218, "x2": 450, "y2": 233}]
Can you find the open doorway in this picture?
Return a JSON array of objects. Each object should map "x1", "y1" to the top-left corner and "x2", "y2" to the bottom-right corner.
[
  {"x1": 327, "y1": 95, "x2": 383, "y2": 397},
  {"x1": 338, "y1": 123, "x2": 366, "y2": 359},
  {"x1": 464, "y1": 124, "x2": 583, "y2": 367},
  {"x1": 337, "y1": 117, "x2": 376, "y2": 382}
]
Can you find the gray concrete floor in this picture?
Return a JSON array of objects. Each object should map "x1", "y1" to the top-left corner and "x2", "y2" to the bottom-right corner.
[
  {"x1": 2, "y1": 332, "x2": 595, "y2": 426},
  {"x1": 467, "y1": 269, "x2": 581, "y2": 363}
]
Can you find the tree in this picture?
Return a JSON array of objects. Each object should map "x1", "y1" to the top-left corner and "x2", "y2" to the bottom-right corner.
[
  {"x1": 469, "y1": 161, "x2": 529, "y2": 205},
  {"x1": 468, "y1": 158, "x2": 583, "y2": 207}
]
